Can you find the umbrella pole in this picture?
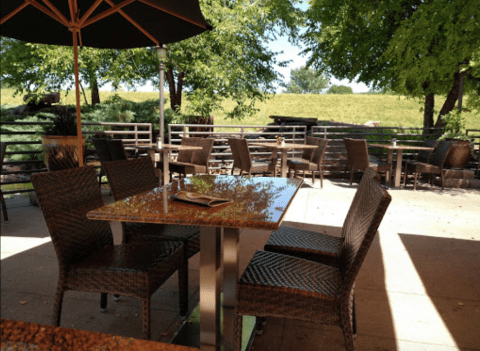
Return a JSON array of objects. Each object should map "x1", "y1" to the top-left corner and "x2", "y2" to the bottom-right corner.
[{"x1": 72, "y1": 29, "x2": 84, "y2": 167}]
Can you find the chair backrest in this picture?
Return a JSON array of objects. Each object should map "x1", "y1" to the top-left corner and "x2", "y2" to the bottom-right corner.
[
  {"x1": 417, "y1": 139, "x2": 438, "y2": 163},
  {"x1": 228, "y1": 138, "x2": 243, "y2": 170},
  {"x1": 177, "y1": 137, "x2": 200, "y2": 163},
  {"x1": 106, "y1": 139, "x2": 128, "y2": 161},
  {"x1": 191, "y1": 138, "x2": 214, "y2": 168},
  {"x1": 233, "y1": 138, "x2": 254, "y2": 171},
  {"x1": 301, "y1": 137, "x2": 318, "y2": 161},
  {"x1": 104, "y1": 157, "x2": 158, "y2": 201},
  {"x1": 91, "y1": 138, "x2": 112, "y2": 164},
  {"x1": 431, "y1": 141, "x2": 453, "y2": 168},
  {"x1": 311, "y1": 138, "x2": 330, "y2": 166},
  {"x1": 31, "y1": 167, "x2": 113, "y2": 269},
  {"x1": 339, "y1": 167, "x2": 391, "y2": 296},
  {"x1": 0, "y1": 142, "x2": 6, "y2": 170},
  {"x1": 344, "y1": 138, "x2": 370, "y2": 170}
]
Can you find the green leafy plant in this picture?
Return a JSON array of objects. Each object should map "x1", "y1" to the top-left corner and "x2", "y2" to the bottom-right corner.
[{"x1": 438, "y1": 110, "x2": 470, "y2": 141}]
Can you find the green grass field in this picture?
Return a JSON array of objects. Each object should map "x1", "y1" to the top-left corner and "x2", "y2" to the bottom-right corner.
[{"x1": 1, "y1": 88, "x2": 479, "y2": 129}]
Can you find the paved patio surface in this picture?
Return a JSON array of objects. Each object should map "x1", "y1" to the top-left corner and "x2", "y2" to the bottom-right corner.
[{"x1": 1, "y1": 177, "x2": 480, "y2": 350}]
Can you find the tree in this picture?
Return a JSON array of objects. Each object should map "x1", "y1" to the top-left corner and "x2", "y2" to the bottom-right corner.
[
  {"x1": 326, "y1": 85, "x2": 353, "y2": 94},
  {"x1": 284, "y1": 66, "x2": 329, "y2": 93},
  {"x1": 0, "y1": 37, "x2": 146, "y2": 105},
  {"x1": 303, "y1": 0, "x2": 480, "y2": 130}
]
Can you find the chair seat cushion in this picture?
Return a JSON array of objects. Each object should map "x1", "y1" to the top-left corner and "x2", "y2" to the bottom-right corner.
[
  {"x1": 264, "y1": 226, "x2": 343, "y2": 266},
  {"x1": 67, "y1": 241, "x2": 183, "y2": 295},
  {"x1": 169, "y1": 162, "x2": 206, "y2": 174},
  {"x1": 236, "y1": 251, "x2": 341, "y2": 322},
  {"x1": 250, "y1": 161, "x2": 276, "y2": 174},
  {"x1": 405, "y1": 161, "x2": 440, "y2": 174},
  {"x1": 287, "y1": 159, "x2": 317, "y2": 171}
]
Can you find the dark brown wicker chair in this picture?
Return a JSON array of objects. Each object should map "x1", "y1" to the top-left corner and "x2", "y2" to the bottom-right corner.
[
  {"x1": 344, "y1": 138, "x2": 392, "y2": 186},
  {"x1": 169, "y1": 137, "x2": 214, "y2": 179},
  {"x1": 287, "y1": 137, "x2": 330, "y2": 187},
  {"x1": 0, "y1": 142, "x2": 8, "y2": 221},
  {"x1": 228, "y1": 138, "x2": 276, "y2": 176},
  {"x1": 31, "y1": 166, "x2": 187, "y2": 340},
  {"x1": 264, "y1": 167, "x2": 380, "y2": 269},
  {"x1": 234, "y1": 167, "x2": 392, "y2": 351},
  {"x1": 91, "y1": 138, "x2": 128, "y2": 185},
  {"x1": 104, "y1": 157, "x2": 200, "y2": 297},
  {"x1": 403, "y1": 140, "x2": 453, "y2": 190}
]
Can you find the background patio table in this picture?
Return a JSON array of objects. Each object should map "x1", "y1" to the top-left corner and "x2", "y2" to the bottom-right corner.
[
  {"x1": 249, "y1": 142, "x2": 318, "y2": 178},
  {"x1": 86, "y1": 175, "x2": 303, "y2": 351},
  {"x1": 368, "y1": 143, "x2": 434, "y2": 188}
]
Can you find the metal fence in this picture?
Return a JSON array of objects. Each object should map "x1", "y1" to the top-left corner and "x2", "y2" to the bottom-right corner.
[{"x1": 1, "y1": 121, "x2": 152, "y2": 195}]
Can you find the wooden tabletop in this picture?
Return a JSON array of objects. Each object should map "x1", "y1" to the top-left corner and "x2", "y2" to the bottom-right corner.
[
  {"x1": 250, "y1": 142, "x2": 318, "y2": 149},
  {"x1": 130, "y1": 143, "x2": 202, "y2": 151},
  {"x1": 368, "y1": 143, "x2": 434, "y2": 151}
]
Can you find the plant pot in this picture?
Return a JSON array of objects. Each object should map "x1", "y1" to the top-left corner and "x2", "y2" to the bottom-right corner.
[
  {"x1": 42, "y1": 135, "x2": 87, "y2": 171},
  {"x1": 444, "y1": 139, "x2": 471, "y2": 169}
]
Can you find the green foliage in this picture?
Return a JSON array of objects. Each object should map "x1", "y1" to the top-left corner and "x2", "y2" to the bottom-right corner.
[
  {"x1": 0, "y1": 115, "x2": 44, "y2": 161},
  {"x1": 438, "y1": 110, "x2": 470, "y2": 141},
  {"x1": 326, "y1": 85, "x2": 353, "y2": 94},
  {"x1": 284, "y1": 66, "x2": 329, "y2": 94}
]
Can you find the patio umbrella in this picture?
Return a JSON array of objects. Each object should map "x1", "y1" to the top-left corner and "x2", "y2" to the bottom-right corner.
[{"x1": 1, "y1": 0, "x2": 211, "y2": 165}]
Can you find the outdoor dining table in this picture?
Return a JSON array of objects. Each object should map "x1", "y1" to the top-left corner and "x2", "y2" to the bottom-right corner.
[
  {"x1": 367, "y1": 143, "x2": 435, "y2": 188},
  {"x1": 249, "y1": 142, "x2": 318, "y2": 178},
  {"x1": 86, "y1": 174, "x2": 303, "y2": 351},
  {"x1": 132, "y1": 143, "x2": 202, "y2": 185}
]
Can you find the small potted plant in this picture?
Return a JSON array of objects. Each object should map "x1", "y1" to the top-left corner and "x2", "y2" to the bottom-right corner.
[
  {"x1": 438, "y1": 110, "x2": 472, "y2": 168},
  {"x1": 40, "y1": 107, "x2": 86, "y2": 171},
  {"x1": 275, "y1": 135, "x2": 285, "y2": 146}
]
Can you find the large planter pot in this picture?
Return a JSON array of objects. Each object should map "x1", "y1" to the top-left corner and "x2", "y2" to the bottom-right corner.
[
  {"x1": 42, "y1": 135, "x2": 86, "y2": 171},
  {"x1": 444, "y1": 139, "x2": 471, "y2": 169}
]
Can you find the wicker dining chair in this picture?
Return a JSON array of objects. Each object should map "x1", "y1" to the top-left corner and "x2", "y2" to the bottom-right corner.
[
  {"x1": 344, "y1": 138, "x2": 391, "y2": 186},
  {"x1": 264, "y1": 167, "x2": 380, "y2": 269},
  {"x1": 228, "y1": 138, "x2": 276, "y2": 176},
  {"x1": 169, "y1": 137, "x2": 214, "y2": 179},
  {"x1": 403, "y1": 140, "x2": 453, "y2": 190},
  {"x1": 0, "y1": 142, "x2": 8, "y2": 221},
  {"x1": 234, "y1": 167, "x2": 392, "y2": 351},
  {"x1": 91, "y1": 138, "x2": 128, "y2": 185},
  {"x1": 287, "y1": 137, "x2": 330, "y2": 187},
  {"x1": 31, "y1": 166, "x2": 187, "y2": 340},
  {"x1": 104, "y1": 157, "x2": 200, "y2": 296}
]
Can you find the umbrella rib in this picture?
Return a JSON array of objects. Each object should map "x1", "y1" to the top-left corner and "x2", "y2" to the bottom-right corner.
[
  {"x1": 41, "y1": 0, "x2": 71, "y2": 27},
  {"x1": 24, "y1": 0, "x2": 69, "y2": 26},
  {"x1": 82, "y1": 0, "x2": 136, "y2": 28},
  {"x1": 1, "y1": 2, "x2": 29, "y2": 25},
  {"x1": 78, "y1": 0, "x2": 103, "y2": 26},
  {"x1": 138, "y1": 0, "x2": 209, "y2": 29}
]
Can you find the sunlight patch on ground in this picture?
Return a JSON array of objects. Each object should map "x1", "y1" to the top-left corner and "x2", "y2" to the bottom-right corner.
[
  {"x1": 380, "y1": 232, "x2": 460, "y2": 350},
  {"x1": 0, "y1": 236, "x2": 51, "y2": 260}
]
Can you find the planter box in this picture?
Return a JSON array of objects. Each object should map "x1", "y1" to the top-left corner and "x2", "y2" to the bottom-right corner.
[{"x1": 42, "y1": 135, "x2": 86, "y2": 171}]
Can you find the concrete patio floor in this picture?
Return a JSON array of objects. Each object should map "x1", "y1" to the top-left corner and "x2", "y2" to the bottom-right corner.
[{"x1": 1, "y1": 177, "x2": 480, "y2": 350}]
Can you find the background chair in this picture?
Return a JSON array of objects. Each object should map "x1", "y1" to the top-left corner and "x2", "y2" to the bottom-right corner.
[
  {"x1": 169, "y1": 137, "x2": 214, "y2": 179},
  {"x1": 344, "y1": 138, "x2": 391, "y2": 186},
  {"x1": 234, "y1": 167, "x2": 392, "y2": 351},
  {"x1": 287, "y1": 137, "x2": 330, "y2": 187},
  {"x1": 104, "y1": 157, "x2": 200, "y2": 295},
  {"x1": 0, "y1": 142, "x2": 8, "y2": 221},
  {"x1": 228, "y1": 138, "x2": 276, "y2": 176},
  {"x1": 403, "y1": 140, "x2": 453, "y2": 190},
  {"x1": 91, "y1": 138, "x2": 128, "y2": 185},
  {"x1": 31, "y1": 166, "x2": 187, "y2": 340}
]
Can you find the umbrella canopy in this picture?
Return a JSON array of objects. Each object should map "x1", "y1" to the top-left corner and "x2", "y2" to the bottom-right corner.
[{"x1": 1, "y1": 0, "x2": 211, "y2": 165}]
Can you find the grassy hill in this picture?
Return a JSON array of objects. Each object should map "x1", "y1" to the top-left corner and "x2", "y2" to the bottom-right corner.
[{"x1": 1, "y1": 88, "x2": 478, "y2": 129}]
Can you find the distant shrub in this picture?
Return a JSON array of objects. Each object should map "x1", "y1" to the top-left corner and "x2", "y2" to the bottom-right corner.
[{"x1": 326, "y1": 85, "x2": 354, "y2": 94}]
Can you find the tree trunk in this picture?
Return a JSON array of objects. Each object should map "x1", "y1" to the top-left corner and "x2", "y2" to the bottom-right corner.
[
  {"x1": 434, "y1": 71, "x2": 464, "y2": 129},
  {"x1": 166, "y1": 68, "x2": 185, "y2": 112},
  {"x1": 91, "y1": 79, "x2": 100, "y2": 105}
]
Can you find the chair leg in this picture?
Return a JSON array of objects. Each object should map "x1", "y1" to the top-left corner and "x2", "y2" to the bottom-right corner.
[
  {"x1": 233, "y1": 313, "x2": 244, "y2": 351},
  {"x1": 403, "y1": 164, "x2": 409, "y2": 187},
  {"x1": 52, "y1": 282, "x2": 65, "y2": 326},
  {"x1": 349, "y1": 167, "x2": 355, "y2": 185},
  {"x1": 142, "y1": 297, "x2": 151, "y2": 340},
  {"x1": 413, "y1": 172, "x2": 418, "y2": 191},
  {"x1": 100, "y1": 293, "x2": 107, "y2": 312},
  {"x1": 178, "y1": 248, "x2": 188, "y2": 317},
  {"x1": 340, "y1": 305, "x2": 356, "y2": 351},
  {"x1": 320, "y1": 166, "x2": 324, "y2": 188},
  {"x1": 440, "y1": 171, "x2": 445, "y2": 191},
  {"x1": 311, "y1": 170, "x2": 315, "y2": 184},
  {"x1": 0, "y1": 191, "x2": 8, "y2": 221}
]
